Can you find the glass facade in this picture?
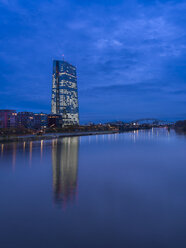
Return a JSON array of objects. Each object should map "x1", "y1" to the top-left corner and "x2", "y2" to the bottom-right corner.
[{"x1": 51, "y1": 60, "x2": 79, "y2": 126}]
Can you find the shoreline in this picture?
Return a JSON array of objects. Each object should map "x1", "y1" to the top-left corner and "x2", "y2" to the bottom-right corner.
[
  {"x1": 0, "y1": 126, "x2": 160, "y2": 144},
  {"x1": 0, "y1": 130, "x2": 119, "y2": 144}
]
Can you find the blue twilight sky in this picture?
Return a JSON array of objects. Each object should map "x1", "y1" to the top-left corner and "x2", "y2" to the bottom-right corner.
[{"x1": 1, "y1": 0, "x2": 186, "y2": 123}]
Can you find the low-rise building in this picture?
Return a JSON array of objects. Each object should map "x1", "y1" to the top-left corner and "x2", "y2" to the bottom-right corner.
[
  {"x1": 0, "y1": 110, "x2": 17, "y2": 128},
  {"x1": 16, "y1": 112, "x2": 35, "y2": 129},
  {"x1": 48, "y1": 114, "x2": 63, "y2": 128},
  {"x1": 34, "y1": 113, "x2": 48, "y2": 129}
]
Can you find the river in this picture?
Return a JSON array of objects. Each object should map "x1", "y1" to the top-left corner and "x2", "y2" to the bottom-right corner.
[{"x1": 0, "y1": 128, "x2": 186, "y2": 248}]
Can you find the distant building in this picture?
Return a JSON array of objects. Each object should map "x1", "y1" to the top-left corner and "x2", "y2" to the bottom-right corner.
[
  {"x1": 34, "y1": 113, "x2": 48, "y2": 129},
  {"x1": 17, "y1": 112, "x2": 34, "y2": 129},
  {"x1": 0, "y1": 110, "x2": 17, "y2": 128},
  {"x1": 48, "y1": 114, "x2": 63, "y2": 128},
  {"x1": 51, "y1": 60, "x2": 79, "y2": 126}
]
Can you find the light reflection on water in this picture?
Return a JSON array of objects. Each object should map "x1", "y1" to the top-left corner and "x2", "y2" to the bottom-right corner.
[
  {"x1": 0, "y1": 128, "x2": 186, "y2": 248},
  {"x1": 52, "y1": 137, "x2": 79, "y2": 208}
]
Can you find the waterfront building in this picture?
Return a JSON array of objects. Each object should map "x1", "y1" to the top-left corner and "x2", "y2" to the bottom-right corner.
[
  {"x1": 47, "y1": 114, "x2": 63, "y2": 128},
  {"x1": 51, "y1": 60, "x2": 79, "y2": 126},
  {"x1": 34, "y1": 113, "x2": 48, "y2": 129},
  {"x1": 17, "y1": 112, "x2": 35, "y2": 129},
  {"x1": 0, "y1": 110, "x2": 17, "y2": 128}
]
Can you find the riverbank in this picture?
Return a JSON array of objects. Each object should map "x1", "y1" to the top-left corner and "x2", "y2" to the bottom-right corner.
[
  {"x1": 0, "y1": 125, "x2": 158, "y2": 144},
  {"x1": 0, "y1": 130, "x2": 119, "y2": 143}
]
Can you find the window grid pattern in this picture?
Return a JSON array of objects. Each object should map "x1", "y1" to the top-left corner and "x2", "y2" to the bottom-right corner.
[{"x1": 52, "y1": 60, "x2": 79, "y2": 126}]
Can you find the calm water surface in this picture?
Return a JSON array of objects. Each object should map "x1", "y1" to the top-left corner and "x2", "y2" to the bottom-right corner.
[{"x1": 1, "y1": 128, "x2": 186, "y2": 248}]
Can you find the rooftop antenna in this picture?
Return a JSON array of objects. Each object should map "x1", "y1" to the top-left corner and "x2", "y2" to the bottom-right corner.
[{"x1": 62, "y1": 54, "x2": 65, "y2": 61}]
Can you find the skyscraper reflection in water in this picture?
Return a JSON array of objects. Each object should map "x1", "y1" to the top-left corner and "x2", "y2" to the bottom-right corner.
[{"x1": 52, "y1": 137, "x2": 79, "y2": 207}]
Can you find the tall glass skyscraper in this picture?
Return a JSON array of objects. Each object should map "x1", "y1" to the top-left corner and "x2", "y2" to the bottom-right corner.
[{"x1": 51, "y1": 60, "x2": 79, "y2": 126}]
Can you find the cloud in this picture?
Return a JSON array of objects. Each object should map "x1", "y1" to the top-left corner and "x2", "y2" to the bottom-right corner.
[
  {"x1": 0, "y1": 0, "x2": 186, "y2": 121},
  {"x1": 81, "y1": 82, "x2": 163, "y2": 96}
]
